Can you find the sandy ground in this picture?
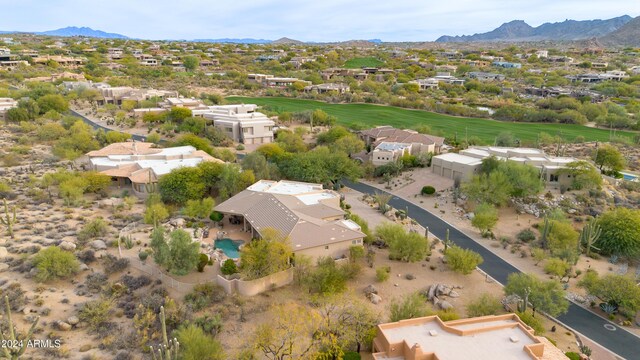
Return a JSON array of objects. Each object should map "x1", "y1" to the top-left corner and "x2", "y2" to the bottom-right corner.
[{"x1": 357, "y1": 167, "x2": 638, "y2": 359}]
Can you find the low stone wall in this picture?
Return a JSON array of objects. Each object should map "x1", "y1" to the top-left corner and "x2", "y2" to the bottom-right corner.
[{"x1": 216, "y1": 268, "x2": 294, "y2": 296}]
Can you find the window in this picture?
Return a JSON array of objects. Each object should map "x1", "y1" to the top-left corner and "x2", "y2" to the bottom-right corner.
[
  {"x1": 549, "y1": 174, "x2": 559, "y2": 182},
  {"x1": 225, "y1": 127, "x2": 232, "y2": 133},
  {"x1": 325, "y1": 245, "x2": 329, "y2": 250}
]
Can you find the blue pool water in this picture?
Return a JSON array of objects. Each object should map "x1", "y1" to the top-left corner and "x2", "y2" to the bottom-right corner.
[
  {"x1": 622, "y1": 173, "x2": 638, "y2": 182},
  {"x1": 214, "y1": 238, "x2": 243, "y2": 258}
]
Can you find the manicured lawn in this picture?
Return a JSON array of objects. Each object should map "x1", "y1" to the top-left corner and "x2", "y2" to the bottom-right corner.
[
  {"x1": 226, "y1": 96, "x2": 635, "y2": 144},
  {"x1": 343, "y1": 57, "x2": 385, "y2": 69}
]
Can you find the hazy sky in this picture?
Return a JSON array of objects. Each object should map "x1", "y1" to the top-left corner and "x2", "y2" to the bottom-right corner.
[{"x1": 2, "y1": 0, "x2": 638, "y2": 41}]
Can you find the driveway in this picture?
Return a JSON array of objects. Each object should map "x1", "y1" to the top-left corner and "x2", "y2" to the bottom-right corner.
[{"x1": 344, "y1": 179, "x2": 637, "y2": 360}]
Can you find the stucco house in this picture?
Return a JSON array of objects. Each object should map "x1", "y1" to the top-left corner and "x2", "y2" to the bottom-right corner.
[
  {"x1": 214, "y1": 180, "x2": 365, "y2": 262},
  {"x1": 86, "y1": 142, "x2": 222, "y2": 198},
  {"x1": 359, "y1": 126, "x2": 445, "y2": 166},
  {"x1": 203, "y1": 104, "x2": 274, "y2": 145},
  {"x1": 431, "y1": 146, "x2": 578, "y2": 186}
]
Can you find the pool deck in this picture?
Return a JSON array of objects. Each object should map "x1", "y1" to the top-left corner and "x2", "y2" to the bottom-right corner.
[{"x1": 203, "y1": 223, "x2": 253, "y2": 245}]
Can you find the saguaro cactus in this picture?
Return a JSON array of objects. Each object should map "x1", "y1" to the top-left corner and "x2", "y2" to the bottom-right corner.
[
  {"x1": 443, "y1": 228, "x2": 453, "y2": 251},
  {"x1": 539, "y1": 217, "x2": 552, "y2": 250},
  {"x1": 0, "y1": 199, "x2": 16, "y2": 239},
  {"x1": 579, "y1": 221, "x2": 602, "y2": 257},
  {"x1": 150, "y1": 306, "x2": 179, "y2": 360},
  {"x1": 0, "y1": 296, "x2": 39, "y2": 359}
]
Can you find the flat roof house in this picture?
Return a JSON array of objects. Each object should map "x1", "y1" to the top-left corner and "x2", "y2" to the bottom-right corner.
[
  {"x1": 372, "y1": 314, "x2": 567, "y2": 360},
  {"x1": 431, "y1": 146, "x2": 578, "y2": 185},
  {"x1": 203, "y1": 104, "x2": 274, "y2": 145},
  {"x1": 215, "y1": 180, "x2": 365, "y2": 261},
  {"x1": 86, "y1": 142, "x2": 222, "y2": 198}
]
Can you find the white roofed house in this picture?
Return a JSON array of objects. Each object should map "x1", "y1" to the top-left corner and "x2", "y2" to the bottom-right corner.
[
  {"x1": 431, "y1": 146, "x2": 578, "y2": 186},
  {"x1": 0, "y1": 98, "x2": 18, "y2": 121},
  {"x1": 85, "y1": 142, "x2": 223, "y2": 198},
  {"x1": 214, "y1": 180, "x2": 365, "y2": 262}
]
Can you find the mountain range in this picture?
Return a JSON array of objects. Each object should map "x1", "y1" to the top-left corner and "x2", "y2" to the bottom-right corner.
[{"x1": 436, "y1": 15, "x2": 632, "y2": 42}]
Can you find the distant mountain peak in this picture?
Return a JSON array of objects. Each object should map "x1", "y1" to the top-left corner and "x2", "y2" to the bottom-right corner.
[
  {"x1": 272, "y1": 37, "x2": 302, "y2": 44},
  {"x1": 436, "y1": 15, "x2": 632, "y2": 42},
  {"x1": 600, "y1": 15, "x2": 640, "y2": 47},
  {"x1": 38, "y1": 26, "x2": 129, "y2": 39}
]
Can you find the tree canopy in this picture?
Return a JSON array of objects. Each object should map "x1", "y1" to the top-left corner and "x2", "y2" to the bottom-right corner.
[{"x1": 595, "y1": 208, "x2": 640, "y2": 258}]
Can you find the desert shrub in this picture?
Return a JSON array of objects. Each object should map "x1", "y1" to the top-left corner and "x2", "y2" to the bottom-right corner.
[
  {"x1": 194, "y1": 314, "x2": 223, "y2": 337},
  {"x1": 184, "y1": 283, "x2": 226, "y2": 311},
  {"x1": 102, "y1": 254, "x2": 130, "y2": 275},
  {"x1": 565, "y1": 352, "x2": 581, "y2": 360},
  {"x1": 220, "y1": 259, "x2": 238, "y2": 275},
  {"x1": 389, "y1": 292, "x2": 432, "y2": 322},
  {"x1": 376, "y1": 267, "x2": 390, "y2": 282},
  {"x1": 344, "y1": 352, "x2": 361, "y2": 360},
  {"x1": 197, "y1": 253, "x2": 209, "y2": 273},
  {"x1": 445, "y1": 246, "x2": 483, "y2": 274},
  {"x1": 85, "y1": 272, "x2": 108, "y2": 293},
  {"x1": 466, "y1": 293, "x2": 502, "y2": 317},
  {"x1": 0, "y1": 283, "x2": 26, "y2": 312},
  {"x1": 33, "y1": 246, "x2": 80, "y2": 282},
  {"x1": 516, "y1": 229, "x2": 536, "y2": 243},
  {"x1": 77, "y1": 218, "x2": 109, "y2": 243},
  {"x1": 517, "y1": 311, "x2": 544, "y2": 335},
  {"x1": 120, "y1": 275, "x2": 152, "y2": 291},
  {"x1": 174, "y1": 323, "x2": 225, "y2": 360},
  {"x1": 79, "y1": 298, "x2": 114, "y2": 331},
  {"x1": 436, "y1": 309, "x2": 460, "y2": 321},
  {"x1": 421, "y1": 186, "x2": 436, "y2": 195},
  {"x1": 77, "y1": 249, "x2": 96, "y2": 263}
]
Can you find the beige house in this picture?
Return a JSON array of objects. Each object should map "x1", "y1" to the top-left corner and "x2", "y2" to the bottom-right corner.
[
  {"x1": 372, "y1": 314, "x2": 567, "y2": 360},
  {"x1": 215, "y1": 180, "x2": 365, "y2": 262},
  {"x1": 203, "y1": 104, "x2": 274, "y2": 145},
  {"x1": 432, "y1": 146, "x2": 578, "y2": 185},
  {"x1": 371, "y1": 142, "x2": 413, "y2": 166},
  {"x1": 359, "y1": 126, "x2": 445, "y2": 166},
  {"x1": 86, "y1": 142, "x2": 222, "y2": 198}
]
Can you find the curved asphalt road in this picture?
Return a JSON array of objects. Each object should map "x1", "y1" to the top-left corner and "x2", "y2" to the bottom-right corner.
[{"x1": 344, "y1": 180, "x2": 637, "y2": 360}]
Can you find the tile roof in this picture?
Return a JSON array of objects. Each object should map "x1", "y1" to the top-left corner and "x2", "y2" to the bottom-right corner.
[
  {"x1": 215, "y1": 180, "x2": 365, "y2": 250},
  {"x1": 360, "y1": 126, "x2": 445, "y2": 146}
]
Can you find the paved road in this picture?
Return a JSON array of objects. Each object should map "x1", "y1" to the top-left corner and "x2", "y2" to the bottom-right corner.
[{"x1": 344, "y1": 180, "x2": 637, "y2": 360}]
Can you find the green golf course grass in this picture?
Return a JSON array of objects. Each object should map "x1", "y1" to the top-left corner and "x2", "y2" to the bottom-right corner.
[
  {"x1": 343, "y1": 57, "x2": 385, "y2": 69},
  {"x1": 226, "y1": 96, "x2": 635, "y2": 144}
]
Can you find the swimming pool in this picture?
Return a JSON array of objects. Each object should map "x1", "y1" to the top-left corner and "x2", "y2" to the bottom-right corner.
[
  {"x1": 621, "y1": 172, "x2": 638, "y2": 182},
  {"x1": 214, "y1": 238, "x2": 243, "y2": 258}
]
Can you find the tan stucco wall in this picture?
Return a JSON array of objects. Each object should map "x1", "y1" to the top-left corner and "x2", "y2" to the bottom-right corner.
[
  {"x1": 295, "y1": 238, "x2": 363, "y2": 263},
  {"x1": 216, "y1": 268, "x2": 294, "y2": 296}
]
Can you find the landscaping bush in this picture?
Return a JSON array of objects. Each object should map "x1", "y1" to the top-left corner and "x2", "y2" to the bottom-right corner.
[
  {"x1": 517, "y1": 311, "x2": 544, "y2": 335},
  {"x1": 466, "y1": 293, "x2": 502, "y2": 317},
  {"x1": 85, "y1": 272, "x2": 108, "y2": 293},
  {"x1": 77, "y1": 218, "x2": 109, "y2": 244},
  {"x1": 220, "y1": 259, "x2": 238, "y2": 275},
  {"x1": 194, "y1": 314, "x2": 223, "y2": 337},
  {"x1": 138, "y1": 250, "x2": 149, "y2": 262},
  {"x1": 102, "y1": 254, "x2": 130, "y2": 275},
  {"x1": 565, "y1": 352, "x2": 581, "y2": 360},
  {"x1": 516, "y1": 229, "x2": 536, "y2": 243},
  {"x1": 209, "y1": 211, "x2": 224, "y2": 223},
  {"x1": 33, "y1": 246, "x2": 80, "y2": 282},
  {"x1": 376, "y1": 267, "x2": 390, "y2": 282},
  {"x1": 197, "y1": 253, "x2": 209, "y2": 273},
  {"x1": 77, "y1": 249, "x2": 96, "y2": 263},
  {"x1": 120, "y1": 275, "x2": 152, "y2": 291},
  {"x1": 184, "y1": 282, "x2": 226, "y2": 311},
  {"x1": 0, "y1": 283, "x2": 26, "y2": 312},
  {"x1": 421, "y1": 186, "x2": 436, "y2": 195},
  {"x1": 79, "y1": 298, "x2": 114, "y2": 331},
  {"x1": 344, "y1": 351, "x2": 361, "y2": 360}
]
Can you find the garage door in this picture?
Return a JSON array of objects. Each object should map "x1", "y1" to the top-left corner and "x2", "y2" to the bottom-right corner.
[
  {"x1": 432, "y1": 165, "x2": 441, "y2": 176},
  {"x1": 453, "y1": 171, "x2": 462, "y2": 180},
  {"x1": 442, "y1": 168, "x2": 452, "y2": 178}
]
